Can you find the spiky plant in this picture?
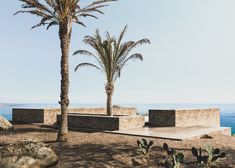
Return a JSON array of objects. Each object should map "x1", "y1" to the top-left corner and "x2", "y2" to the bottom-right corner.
[
  {"x1": 15, "y1": 0, "x2": 116, "y2": 142},
  {"x1": 74, "y1": 26, "x2": 150, "y2": 116},
  {"x1": 137, "y1": 139, "x2": 154, "y2": 155}
]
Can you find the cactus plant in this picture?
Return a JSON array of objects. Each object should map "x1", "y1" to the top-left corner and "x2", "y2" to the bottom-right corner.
[
  {"x1": 191, "y1": 145, "x2": 226, "y2": 166},
  {"x1": 163, "y1": 143, "x2": 184, "y2": 168},
  {"x1": 137, "y1": 139, "x2": 154, "y2": 155},
  {"x1": 191, "y1": 147, "x2": 208, "y2": 164},
  {"x1": 206, "y1": 145, "x2": 226, "y2": 164}
]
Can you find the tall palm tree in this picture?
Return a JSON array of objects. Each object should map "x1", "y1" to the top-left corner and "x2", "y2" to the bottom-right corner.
[
  {"x1": 15, "y1": 0, "x2": 116, "y2": 142},
  {"x1": 74, "y1": 26, "x2": 150, "y2": 116}
]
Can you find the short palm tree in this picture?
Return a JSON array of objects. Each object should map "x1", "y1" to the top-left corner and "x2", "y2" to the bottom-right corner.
[
  {"x1": 15, "y1": 0, "x2": 116, "y2": 142},
  {"x1": 74, "y1": 26, "x2": 150, "y2": 116}
]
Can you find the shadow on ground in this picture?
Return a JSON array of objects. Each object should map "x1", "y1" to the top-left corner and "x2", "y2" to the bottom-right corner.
[
  {"x1": 48, "y1": 143, "x2": 165, "y2": 168},
  {"x1": 0, "y1": 124, "x2": 234, "y2": 168},
  {"x1": 46, "y1": 142, "x2": 235, "y2": 168},
  {"x1": 51, "y1": 143, "x2": 139, "y2": 167}
]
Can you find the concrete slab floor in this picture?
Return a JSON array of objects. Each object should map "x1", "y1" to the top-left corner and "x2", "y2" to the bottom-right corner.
[{"x1": 108, "y1": 126, "x2": 231, "y2": 141}]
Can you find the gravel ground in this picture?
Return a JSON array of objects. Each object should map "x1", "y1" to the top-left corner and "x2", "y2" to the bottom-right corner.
[{"x1": 0, "y1": 124, "x2": 234, "y2": 168}]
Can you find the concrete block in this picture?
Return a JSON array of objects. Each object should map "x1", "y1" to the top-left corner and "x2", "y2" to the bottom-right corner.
[{"x1": 149, "y1": 108, "x2": 220, "y2": 127}]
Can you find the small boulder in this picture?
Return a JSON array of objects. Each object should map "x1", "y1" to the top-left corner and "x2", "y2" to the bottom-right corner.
[
  {"x1": 0, "y1": 140, "x2": 58, "y2": 168},
  {"x1": 0, "y1": 115, "x2": 13, "y2": 131},
  {"x1": 200, "y1": 134, "x2": 213, "y2": 139}
]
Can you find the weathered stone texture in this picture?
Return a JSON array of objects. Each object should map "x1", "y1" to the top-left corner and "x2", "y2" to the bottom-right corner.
[
  {"x1": 149, "y1": 110, "x2": 175, "y2": 127},
  {"x1": 43, "y1": 109, "x2": 61, "y2": 125},
  {"x1": 119, "y1": 115, "x2": 145, "y2": 130},
  {"x1": 57, "y1": 114, "x2": 145, "y2": 131},
  {"x1": 68, "y1": 107, "x2": 137, "y2": 116},
  {"x1": 0, "y1": 140, "x2": 58, "y2": 168},
  {"x1": 13, "y1": 107, "x2": 137, "y2": 125},
  {"x1": 149, "y1": 108, "x2": 220, "y2": 127},
  {"x1": 0, "y1": 115, "x2": 13, "y2": 131},
  {"x1": 12, "y1": 109, "x2": 44, "y2": 123},
  {"x1": 175, "y1": 109, "x2": 220, "y2": 127}
]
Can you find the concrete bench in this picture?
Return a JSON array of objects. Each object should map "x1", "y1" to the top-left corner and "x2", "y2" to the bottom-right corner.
[
  {"x1": 149, "y1": 108, "x2": 220, "y2": 127},
  {"x1": 57, "y1": 114, "x2": 145, "y2": 131}
]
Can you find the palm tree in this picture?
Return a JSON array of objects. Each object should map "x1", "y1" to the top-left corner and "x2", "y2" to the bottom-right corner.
[
  {"x1": 15, "y1": 0, "x2": 116, "y2": 142},
  {"x1": 74, "y1": 26, "x2": 150, "y2": 116}
]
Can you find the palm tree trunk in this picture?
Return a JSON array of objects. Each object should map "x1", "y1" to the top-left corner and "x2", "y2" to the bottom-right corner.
[
  {"x1": 57, "y1": 20, "x2": 72, "y2": 142},
  {"x1": 105, "y1": 82, "x2": 114, "y2": 116}
]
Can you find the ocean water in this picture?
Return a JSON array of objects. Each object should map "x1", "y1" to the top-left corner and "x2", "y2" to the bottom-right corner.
[{"x1": 0, "y1": 103, "x2": 234, "y2": 134}]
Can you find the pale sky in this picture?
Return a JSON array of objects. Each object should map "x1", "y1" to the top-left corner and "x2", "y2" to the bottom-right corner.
[{"x1": 1, "y1": 0, "x2": 235, "y2": 104}]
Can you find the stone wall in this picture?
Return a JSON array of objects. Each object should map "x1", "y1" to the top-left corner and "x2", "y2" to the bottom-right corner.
[
  {"x1": 119, "y1": 115, "x2": 145, "y2": 130},
  {"x1": 175, "y1": 109, "x2": 220, "y2": 127},
  {"x1": 43, "y1": 109, "x2": 61, "y2": 125},
  {"x1": 57, "y1": 114, "x2": 145, "y2": 131},
  {"x1": 67, "y1": 107, "x2": 137, "y2": 116},
  {"x1": 12, "y1": 109, "x2": 45, "y2": 123},
  {"x1": 149, "y1": 110, "x2": 176, "y2": 127},
  {"x1": 12, "y1": 107, "x2": 137, "y2": 125},
  {"x1": 149, "y1": 108, "x2": 220, "y2": 127}
]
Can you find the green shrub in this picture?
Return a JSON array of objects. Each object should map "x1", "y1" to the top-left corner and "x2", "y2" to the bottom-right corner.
[
  {"x1": 163, "y1": 143, "x2": 184, "y2": 168},
  {"x1": 191, "y1": 145, "x2": 226, "y2": 167},
  {"x1": 137, "y1": 139, "x2": 154, "y2": 155}
]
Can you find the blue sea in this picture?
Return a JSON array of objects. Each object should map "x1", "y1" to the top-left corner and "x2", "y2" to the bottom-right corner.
[{"x1": 0, "y1": 103, "x2": 234, "y2": 134}]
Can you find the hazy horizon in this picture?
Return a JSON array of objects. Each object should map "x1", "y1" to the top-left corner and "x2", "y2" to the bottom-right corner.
[{"x1": 7, "y1": 101, "x2": 235, "y2": 105}]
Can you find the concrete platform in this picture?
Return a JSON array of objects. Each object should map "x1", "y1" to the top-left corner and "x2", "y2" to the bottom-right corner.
[{"x1": 108, "y1": 126, "x2": 231, "y2": 141}]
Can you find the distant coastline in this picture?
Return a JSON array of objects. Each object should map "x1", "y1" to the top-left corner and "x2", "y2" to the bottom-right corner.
[{"x1": 0, "y1": 103, "x2": 234, "y2": 134}]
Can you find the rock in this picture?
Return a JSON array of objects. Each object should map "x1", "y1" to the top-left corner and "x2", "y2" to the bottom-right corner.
[
  {"x1": 200, "y1": 134, "x2": 213, "y2": 139},
  {"x1": 0, "y1": 115, "x2": 13, "y2": 131},
  {"x1": 0, "y1": 140, "x2": 58, "y2": 168}
]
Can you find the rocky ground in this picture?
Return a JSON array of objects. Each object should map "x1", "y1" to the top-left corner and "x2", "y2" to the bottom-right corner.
[{"x1": 0, "y1": 124, "x2": 234, "y2": 168}]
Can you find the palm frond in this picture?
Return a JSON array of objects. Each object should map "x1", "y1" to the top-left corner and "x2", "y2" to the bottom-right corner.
[
  {"x1": 46, "y1": 21, "x2": 58, "y2": 29},
  {"x1": 73, "y1": 50, "x2": 105, "y2": 71},
  {"x1": 113, "y1": 66, "x2": 121, "y2": 81},
  {"x1": 117, "y1": 25, "x2": 128, "y2": 45},
  {"x1": 73, "y1": 17, "x2": 86, "y2": 27},
  {"x1": 16, "y1": 0, "x2": 116, "y2": 29},
  {"x1": 79, "y1": 13, "x2": 98, "y2": 19},
  {"x1": 76, "y1": 0, "x2": 117, "y2": 26},
  {"x1": 126, "y1": 38, "x2": 151, "y2": 53},
  {"x1": 120, "y1": 53, "x2": 143, "y2": 68},
  {"x1": 85, "y1": 0, "x2": 117, "y2": 9},
  {"x1": 15, "y1": 0, "x2": 58, "y2": 29},
  {"x1": 74, "y1": 63, "x2": 103, "y2": 72},
  {"x1": 44, "y1": 0, "x2": 57, "y2": 9},
  {"x1": 75, "y1": 26, "x2": 149, "y2": 83}
]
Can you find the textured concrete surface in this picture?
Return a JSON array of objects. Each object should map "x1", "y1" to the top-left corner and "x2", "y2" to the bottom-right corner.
[
  {"x1": 109, "y1": 126, "x2": 231, "y2": 140},
  {"x1": 57, "y1": 114, "x2": 145, "y2": 131},
  {"x1": 149, "y1": 108, "x2": 220, "y2": 127},
  {"x1": 12, "y1": 107, "x2": 137, "y2": 125},
  {"x1": 12, "y1": 109, "x2": 45, "y2": 124}
]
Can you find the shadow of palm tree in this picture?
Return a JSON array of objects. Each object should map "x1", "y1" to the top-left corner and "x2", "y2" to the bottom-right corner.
[
  {"x1": 47, "y1": 140, "x2": 167, "y2": 168},
  {"x1": 49, "y1": 142, "x2": 143, "y2": 167},
  {"x1": 222, "y1": 147, "x2": 235, "y2": 167}
]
